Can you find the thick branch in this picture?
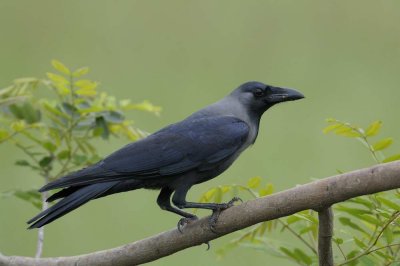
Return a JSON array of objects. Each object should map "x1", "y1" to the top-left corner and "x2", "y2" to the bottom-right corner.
[
  {"x1": 318, "y1": 207, "x2": 334, "y2": 266},
  {"x1": 1, "y1": 161, "x2": 400, "y2": 266}
]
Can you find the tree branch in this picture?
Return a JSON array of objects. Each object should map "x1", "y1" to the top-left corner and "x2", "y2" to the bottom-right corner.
[
  {"x1": 1, "y1": 161, "x2": 400, "y2": 266},
  {"x1": 318, "y1": 207, "x2": 333, "y2": 266}
]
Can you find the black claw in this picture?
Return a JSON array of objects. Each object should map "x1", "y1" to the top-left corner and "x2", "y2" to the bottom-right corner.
[
  {"x1": 209, "y1": 208, "x2": 222, "y2": 233},
  {"x1": 177, "y1": 216, "x2": 198, "y2": 233},
  {"x1": 205, "y1": 241, "x2": 211, "y2": 251},
  {"x1": 228, "y1": 196, "x2": 243, "y2": 206},
  {"x1": 208, "y1": 197, "x2": 243, "y2": 233}
]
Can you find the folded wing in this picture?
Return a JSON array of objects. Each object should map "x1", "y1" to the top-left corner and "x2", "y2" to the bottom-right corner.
[{"x1": 40, "y1": 116, "x2": 249, "y2": 191}]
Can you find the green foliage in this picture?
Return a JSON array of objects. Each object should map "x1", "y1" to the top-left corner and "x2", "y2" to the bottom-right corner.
[
  {"x1": 199, "y1": 119, "x2": 400, "y2": 265},
  {"x1": 323, "y1": 119, "x2": 399, "y2": 163},
  {"x1": 0, "y1": 60, "x2": 160, "y2": 208}
]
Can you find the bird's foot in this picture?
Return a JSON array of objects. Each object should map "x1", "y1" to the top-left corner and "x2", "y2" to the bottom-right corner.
[
  {"x1": 177, "y1": 215, "x2": 198, "y2": 233},
  {"x1": 209, "y1": 197, "x2": 243, "y2": 233}
]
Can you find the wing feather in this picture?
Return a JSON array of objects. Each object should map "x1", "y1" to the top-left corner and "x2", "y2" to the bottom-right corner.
[{"x1": 40, "y1": 116, "x2": 249, "y2": 191}]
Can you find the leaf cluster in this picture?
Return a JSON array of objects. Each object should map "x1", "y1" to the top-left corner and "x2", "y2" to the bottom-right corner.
[{"x1": 0, "y1": 60, "x2": 160, "y2": 209}]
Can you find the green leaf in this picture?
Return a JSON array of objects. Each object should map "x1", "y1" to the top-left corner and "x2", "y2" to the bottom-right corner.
[
  {"x1": 72, "y1": 67, "x2": 89, "y2": 78},
  {"x1": 259, "y1": 183, "x2": 274, "y2": 197},
  {"x1": 348, "y1": 197, "x2": 374, "y2": 209},
  {"x1": 11, "y1": 120, "x2": 26, "y2": 131},
  {"x1": 51, "y1": 60, "x2": 71, "y2": 75},
  {"x1": 279, "y1": 247, "x2": 299, "y2": 263},
  {"x1": 383, "y1": 154, "x2": 400, "y2": 163},
  {"x1": 0, "y1": 129, "x2": 9, "y2": 141},
  {"x1": 334, "y1": 125, "x2": 362, "y2": 137},
  {"x1": 299, "y1": 226, "x2": 314, "y2": 235},
  {"x1": 293, "y1": 213, "x2": 318, "y2": 224},
  {"x1": 3, "y1": 189, "x2": 42, "y2": 209},
  {"x1": 39, "y1": 156, "x2": 53, "y2": 168},
  {"x1": 376, "y1": 196, "x2": 400, "y2": 210},
  {"x1": 359, "y1": 256, "x2": 378, "y2": 266},
  {"x1": 365, "y1": 121, "x2": 382, "y2": 137},
  {"x1": 8, "y1": 104, "x2": 24, "y2": 119},
  {"x1": 41, "y1": 141, "x2": 57, "y2": 153},
  {"x1": 346, "y1": 250, "x2": 360, "y2": 266},
  {"x1": 214, "y1": 187, "x2": 222, "y2": 203},
  {"x1": 220, "y1": 185, "x2": 231, "y2": 194},
  {"x1": 15, "y1": 160, "x2": 30, "y2": 166},
  {"x1": 95, "y1": 116, "x2": 109, "y2": 139},
  {"x1": 354, "y1": 237, "x2": 367, "y2": 249},
  {"x1": 333, "y1": 237, "x2": 343, "y2": 244},
  {"x1": 61, "y1": 102, "x2": 78, "y2": 116},
  {"x1": 41, "y1": 101, "x2": 70, "y2": 119},
  {"x1": 103, "y1": 111, "x2": 125, "y2": 124},
  {"x1": 21, "y1": 103, "x2": 41, "y2": 124},
  {"x1": 286, "y1": 215, "x2": 302, "y2": 225},
  {"x1": 383, "y1": 227, "x2": 394, "y2": 244},
  {"x1": 46, "y1": 72, "x2": 69, "y2": 84},
  {"x1": 57, "y1": 150, "x2": 70, "y2": 160},
  {"x1": 123, "y1": 100, "x2": 161, "y2": 115},
  {"x1": 323, "y1": 123, "x2": 342, "y2": 134},
  {"x1": 372, "y1": 138, "x2": 393, "y2": 151},
  {"x1": 293, "y1": 248, "x2": 312, "y2": 265},
  {"x1": 339, "y1": 217, "x2": 368, "y2": 235},
  {"x1": 247, "y1": 176, "x2": 261, "y2": 189},
  {"x1": 54, "y1": 83, "x2": 71, "y2": 96},
  {"x1": 257, "y1": 222, "x2": 268, "y2": 236},
  {"x1": 336, "y1": 205, "x2": 370, "y2": 216},
  {"x1": 74, "y1": 79, "x2": 98, "y2": 90},
  {"x1": 203, "y1": 188, "x2": 216, "y2": 202},
  {"x1": 9, "y1": 103, "x2": 41, "y2": 124}
]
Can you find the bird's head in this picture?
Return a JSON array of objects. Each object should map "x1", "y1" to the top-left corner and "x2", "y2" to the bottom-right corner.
[{"x1": 231, "y1": 81, "x2": 304, "y2": 115}]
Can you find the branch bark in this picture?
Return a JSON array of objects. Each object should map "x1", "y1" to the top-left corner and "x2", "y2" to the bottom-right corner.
[
  {"x1": 318, "y1": 207, "x2": 334, "y2": 266},
  {"x1": 1, "y1": 161, "x2": 400, "y2": 266}
]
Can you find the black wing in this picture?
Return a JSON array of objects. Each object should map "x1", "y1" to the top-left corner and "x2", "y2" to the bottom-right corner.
[{"x1": 40, "y1": 116, "x2": 249, "y2": 191}]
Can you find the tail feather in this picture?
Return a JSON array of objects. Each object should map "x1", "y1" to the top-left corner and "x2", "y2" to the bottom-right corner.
[
  {"x1": 27, "y1": 182, "x2": 118, "y2": 229},
  {"x1": 46, "y1": 186, "x2": 82, "y2": 202}
]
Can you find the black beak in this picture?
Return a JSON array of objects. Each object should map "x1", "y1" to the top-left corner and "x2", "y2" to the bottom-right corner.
[{"x1": 268, "y1": 87, "x2": 304, "y2": 103}]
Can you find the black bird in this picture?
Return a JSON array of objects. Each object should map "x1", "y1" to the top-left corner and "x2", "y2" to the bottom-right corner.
[{"x1": 28, "y1": 81, "x2": 304, "y2": 230}]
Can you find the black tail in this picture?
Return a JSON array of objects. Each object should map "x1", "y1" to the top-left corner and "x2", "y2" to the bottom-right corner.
[{"x1": 27, "y1": 182, "x2": 118, "y2": 229}]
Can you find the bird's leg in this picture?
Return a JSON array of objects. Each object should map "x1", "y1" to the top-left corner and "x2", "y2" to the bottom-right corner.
[
  {"x1": 172, "y1": 187, "x2": 242, "y2": 233},
  {"x1": 157, "y1": 187, "x2": 198, "y2": 233}
]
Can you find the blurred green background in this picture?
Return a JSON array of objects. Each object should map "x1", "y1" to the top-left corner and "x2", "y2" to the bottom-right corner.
[{"x1": 1, "y1": 1, "x2": 400, "y2": 265}]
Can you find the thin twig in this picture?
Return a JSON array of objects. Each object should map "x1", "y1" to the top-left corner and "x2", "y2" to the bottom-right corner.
[
  {"x1": 55, "y1": 128, "x2": 91, "y2": 178},
  {"x1": 278, "y1": 219, "x2": 318, "y2": 255},
  {"x1": 334, "y1": 241, "x2": 346, "y2": 261},
  {"x1": 35, "y1": 174, "x2": 50, "y2": 258}
]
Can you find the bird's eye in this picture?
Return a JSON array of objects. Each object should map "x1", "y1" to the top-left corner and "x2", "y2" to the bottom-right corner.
[{"x1": 254, "y1": 89, "x2": 264, "y2": 97}]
